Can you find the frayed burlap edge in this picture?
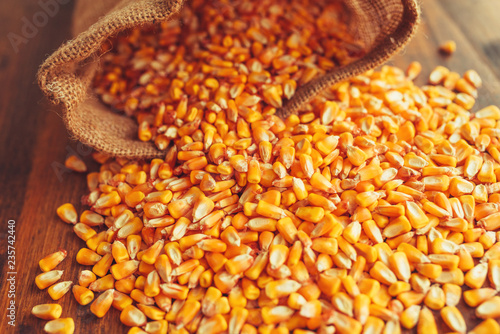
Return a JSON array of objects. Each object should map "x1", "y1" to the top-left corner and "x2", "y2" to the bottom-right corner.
[
  {"x1": 38, "y1": 0, "x2": 419, "y2": 159},
  {"x1": 278, "y1": 0, "x2": 421, "y2": 118},
  {"x1": 38, "y1": 0, "x2": 185, "y2": 159}
]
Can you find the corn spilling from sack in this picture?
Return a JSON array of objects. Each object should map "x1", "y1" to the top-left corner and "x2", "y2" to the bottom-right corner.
[{"x1": 32, "y1": 0, "x2": 500, "y2": 333}]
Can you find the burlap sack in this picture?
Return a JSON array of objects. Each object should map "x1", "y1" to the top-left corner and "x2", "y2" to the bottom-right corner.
[{"x1": 38, "y1": 0, "x2": 420, "y2": 159}]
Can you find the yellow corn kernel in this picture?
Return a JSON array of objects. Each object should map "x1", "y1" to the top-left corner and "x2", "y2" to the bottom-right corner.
[
  {"x1": 120, "y1": 305, "x2": 147, "y2": 327},
  {"x1": 262, "y1": 306, "x2": 295, "y2": 325},
  {"x1": 111, "y1": 290, "x2": 133, "y2": 311},
  {"x1": 76, "y1": 247, "x2": 102, "y2": 266},
  {"x1": 39, "y1": 250, "x2": 67, "y2": 272},
  {"x1": 44, "y1": 318, "x2": 75, "y2": 334},
  {"x1": 369, "y1": 261, "x2": 397, "y2": 286},
  {"x1": 31, "y1": 304, "x2": 63, "y2": 320},
  {"x1": 95, "y1": 191, "x2": 121, "y2": 209},
  {"x1": 465, "y1": 262, "x2": 488, "y2": 289},
  {"x1": 434, "y1": 268, "x2": 465, "y2": 285},
  {"x1": 388, "y1": 252, "x2": 411, "y2": 282},
  {"x1": 328, "y1": 310, "x2": 362, "y2": 334},
  {"x1": 463, "y1": 288, "x2": 497, "y2": 308},
  {"x1": 56, "y1": 203, "x2": 77, "y2": 224},
  {"x1": 225, "y1": 254, "x2": 254, "y2": 275},
  {"x1": 400, "y1": 304, "x2": 420, "y2": 329},
  {"x1": 109, "y1": 260, "x2": 139, "y2": 281},
  {"x1": 72, "y1": 285, "x2": 94, "y2": 306},
  {"x1": 48, "y1": 281, "x2": 73, "y2": 301},
  {"x1": 469, "y1": 319, "x2": 500, "y2": 334},
  {"x1": 295, "y1": 207, "x2": 324, "y2": 223},
  {"x1": 397, "y1": 290, "x2": 425, "y2": 309},
  {"x1": 310, "y1": 173, "x2": 336, "y2": 194},
  {"x1": 405, "y1": 202, "x2": 429, "y2": 229},
  {"x1": 439, "y1": 40, "x2": 456, "y2": 55},
  {"x1": 358, "y1": 278, "x2": 380, "y2": 300},
  {"x1": 415, "y1": 263, "x2": 443, "y2": 280},
  {"x1": 89, "y1": 274, "x2": 115, "y2": 292},
  {"x1": 176, "y1": 299, "x2": 201, "y2": 328},
  {"x1": 77, "y1": 270, "x2": 96, "y2": 288},
  {"x1": 197, "y1": 314, "x2": 228, "y2": 333},
  {"x1": 476, "y1": 296, "x2": 500, "y2": 319},
  {"x1": 144, "y1": 270, "x2": 161, "y2": 297},
  {"x1": 346, "y1": 146, "x2": 367, "y2": 166},
  {"x1": 417, "y1": 306, "x2": 438, "y2": 334},
  {"x1": 160, "y1": 283, "x2": 189, "y2": 300},
  {"x1": 35, "y1": 270, "x2": 64, "y2": 290},
  {"x1": 90, "y1": 289, "x2": 115, "y2": 318}
]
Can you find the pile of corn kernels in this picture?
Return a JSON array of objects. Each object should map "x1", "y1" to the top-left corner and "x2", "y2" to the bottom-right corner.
[
  {"x1": 93, "y1": 0, "x2": 364, "y2": 150},
  {"x1": 32, "y1": 0, "x2": 500, "y2": 333}
]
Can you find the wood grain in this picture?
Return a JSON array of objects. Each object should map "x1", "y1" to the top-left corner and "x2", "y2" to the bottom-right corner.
[{"x1": 1, "y1": 0, "x2": 500, "y2": 333}]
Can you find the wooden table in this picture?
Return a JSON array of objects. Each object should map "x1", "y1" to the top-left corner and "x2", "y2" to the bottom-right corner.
[{"x1": 1, "y1": 0, "x2": 500, "y2": 333}]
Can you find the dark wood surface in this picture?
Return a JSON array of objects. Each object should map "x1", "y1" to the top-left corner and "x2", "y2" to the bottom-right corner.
[{"x1": 1, "y1": 0, "x2": 500, "y2": 333}]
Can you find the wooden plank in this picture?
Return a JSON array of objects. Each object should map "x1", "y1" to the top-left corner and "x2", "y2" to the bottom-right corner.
[
  {"x1": 439, "y1": 0, "x2": 500, "y2": 78},
  {"x1": 391, "y1": 0, "x2": 500, "y2": 107},
  {"x1": 392, "y1": 1, "x2": 500, "y2": 331},
  {"x1": 9, "y1": 109, "x2": 127, "y2": 333},
  {"x1": 1, "y1": 0, "x2": 500, "y2": 333}
]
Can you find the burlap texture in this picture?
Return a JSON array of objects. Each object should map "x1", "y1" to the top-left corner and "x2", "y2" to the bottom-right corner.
[{"x1": 38, "y1": 0, "x2": 420, "y2": 159}]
